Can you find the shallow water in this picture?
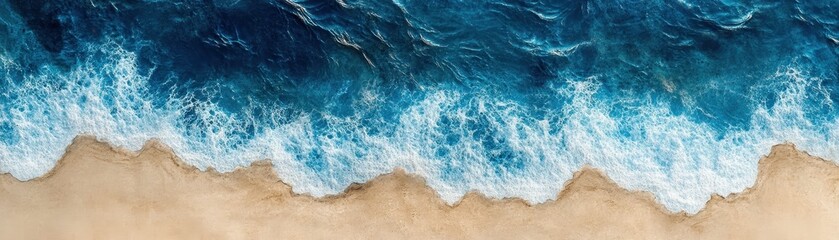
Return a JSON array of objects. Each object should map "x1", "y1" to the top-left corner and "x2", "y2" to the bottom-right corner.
[{"x1": 0, "y1": 0, "x2": 837, "y2": 213}]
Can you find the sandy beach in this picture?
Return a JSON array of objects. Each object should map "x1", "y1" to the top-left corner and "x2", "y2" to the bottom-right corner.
[{"x1": 0, "y1": 136, "x2": 837, "y2": 239}]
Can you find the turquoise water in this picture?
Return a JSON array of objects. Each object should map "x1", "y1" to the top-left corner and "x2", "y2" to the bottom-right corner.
[{"x1": 0, "y1": 0, "x2": 838, "y2": 213}]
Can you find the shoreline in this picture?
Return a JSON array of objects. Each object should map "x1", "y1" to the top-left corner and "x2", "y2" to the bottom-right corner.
[{"x1": 1, "y1": 136, "x2": 838, "y2": 239}]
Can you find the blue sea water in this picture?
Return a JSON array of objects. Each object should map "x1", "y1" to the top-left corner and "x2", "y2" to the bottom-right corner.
[{"x1": 0, "y1": 0, "x2": 837, "y2": 213}]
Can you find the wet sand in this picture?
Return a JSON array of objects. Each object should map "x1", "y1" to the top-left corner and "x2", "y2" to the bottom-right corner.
[{"x1": 1, "y1": 136, "x2": 837, "y2": 239}]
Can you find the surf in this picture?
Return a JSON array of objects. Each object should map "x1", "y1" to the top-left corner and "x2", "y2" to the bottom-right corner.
[{"x1": 1, "y1": 0, "x2": 838, "y2": 214}]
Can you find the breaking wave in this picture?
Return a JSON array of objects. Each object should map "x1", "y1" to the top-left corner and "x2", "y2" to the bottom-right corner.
[{"x1": 0, "y1": 0, "x2": 837, "y2": 213}]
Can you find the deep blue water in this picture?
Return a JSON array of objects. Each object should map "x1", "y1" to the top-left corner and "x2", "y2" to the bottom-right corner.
[{"x1": 0, "y1": 0, "x2": 838, "y2": 212}]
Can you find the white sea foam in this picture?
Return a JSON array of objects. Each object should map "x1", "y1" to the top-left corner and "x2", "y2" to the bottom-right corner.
[{"x1": 0, "y1": 44, "x2": 837, "y2": 213}]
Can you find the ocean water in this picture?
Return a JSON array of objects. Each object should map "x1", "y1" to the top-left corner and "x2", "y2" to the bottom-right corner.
[{"x1": 0, "y1": 0, "x2": 837, "y2": 213}]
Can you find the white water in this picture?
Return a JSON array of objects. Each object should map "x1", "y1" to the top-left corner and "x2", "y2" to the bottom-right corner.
[{"x1": 1, "y1": 43, "x2": 837, "y2": 214}]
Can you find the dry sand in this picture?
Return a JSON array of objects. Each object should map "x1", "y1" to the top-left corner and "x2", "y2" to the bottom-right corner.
[{"x1": 1, "y1": 136, "x2": 838, "y2": 239}]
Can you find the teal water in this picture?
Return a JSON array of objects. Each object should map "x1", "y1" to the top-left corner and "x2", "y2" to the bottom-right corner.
[{"x1": 0, "y1": 0, "x2": 838, "y2": 213}]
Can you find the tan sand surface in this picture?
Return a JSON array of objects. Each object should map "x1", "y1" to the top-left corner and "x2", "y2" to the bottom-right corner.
[{"x1": 1, "y1": 136, "x2": 838, "y2": 239}]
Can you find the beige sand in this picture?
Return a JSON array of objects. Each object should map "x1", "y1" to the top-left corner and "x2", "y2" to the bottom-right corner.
[{"x1": 0, "y1": 136, "x2": 838, "y2": 239}]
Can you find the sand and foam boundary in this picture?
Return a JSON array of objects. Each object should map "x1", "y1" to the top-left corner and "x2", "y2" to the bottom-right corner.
[{"x1": 0, "y1": 136, "x2": 837, "y2": 239}]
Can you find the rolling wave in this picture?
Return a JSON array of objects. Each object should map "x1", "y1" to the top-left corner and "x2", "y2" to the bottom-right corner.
[{"x1": 0, "y1": 0, "x2": 837, "y2": 213}]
